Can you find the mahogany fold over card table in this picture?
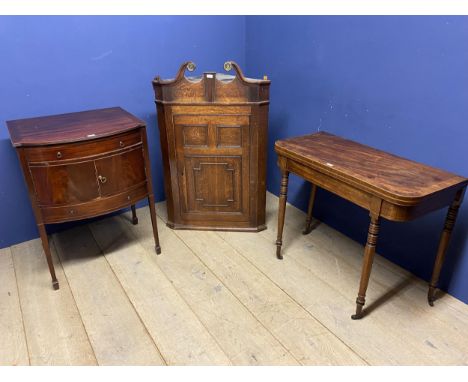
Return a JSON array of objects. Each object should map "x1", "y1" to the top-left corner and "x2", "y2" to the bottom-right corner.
[
  {"x1": 274, "y1": 132, "x2": 467, "y2": 319},
  {"x1": 7, "y1": 107, "x2": 161, "y2": 290}
]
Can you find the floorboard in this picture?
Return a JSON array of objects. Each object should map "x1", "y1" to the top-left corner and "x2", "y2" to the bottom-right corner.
[
  {"x1": 52, "y1": 226, "x2": 165, "y2": 366},
  {"x1": 88, "y1": 216, "x2": 231, "y2": 365},
  {"x1": 122, "y1": 208, "x2": 299, "y2": 365},
  {"x1": 0, "y1": 247, "x2": 29, "y2": 365},
  {"x1": 264, "y1": 193, "x2": 468, "y2": 320},
  {"x1": 11, "y1": 239, "x2": 97, "y2": 365},
  {"x1": 171, "y1": 228, "x2": 366, "y2": 365},
  {"x1": 262, "y1": 193, "x2": 468, "y2": 364},
  {"x1": 1, "y1": 192, "x2": 467, "y2": 365}
]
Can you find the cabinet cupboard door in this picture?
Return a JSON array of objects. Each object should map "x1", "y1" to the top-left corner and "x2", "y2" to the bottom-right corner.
[
  {"x1": 95, "y1": 146, "x2": 146, "y2": 197},
  {"x1": 183, "y1": 156, "x2": 242, "y2": 213},
  {"x1": 174, "y1": 114, "x2": 250, "y2": 221},
  {"x1": 30, "y1": 161, "x2": 99, "y2": 206}
]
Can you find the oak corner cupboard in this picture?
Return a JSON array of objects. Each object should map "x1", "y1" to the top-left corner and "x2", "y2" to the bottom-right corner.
[
  {"x1": 6, "y1": 107, "x2": 161, "y2": 290},
  {"x1": 152, "y1": 61, "x2": 270, "y2": 232}
]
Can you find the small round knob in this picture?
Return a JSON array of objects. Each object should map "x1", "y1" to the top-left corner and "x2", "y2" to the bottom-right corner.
[
  {"x1": 98, "y1": 175, "x2": 107, "y2": 184},
  {"x1": 56, "y1": 152, "x2": 62, "y2": 159},
  {"x1": 224, "y1": 61, "x2": 232, "y2": 71},
  {"x1": 187, "y1": 62, "x2": 196, "y2": 72},
  {"x1": 69, "y1": 209, "x2": 75, "y2": 215},
  {"x1": 119, "y1": 141, "x2": 124, "y2": 148},
  {"x1": 127, "y1": 195, "x2": 131, "y2": 200}
]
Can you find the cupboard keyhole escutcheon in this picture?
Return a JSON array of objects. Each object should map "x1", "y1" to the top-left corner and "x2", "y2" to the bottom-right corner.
[{"x1": 98, "y1": 175, "x2": 107, "y2": 184}]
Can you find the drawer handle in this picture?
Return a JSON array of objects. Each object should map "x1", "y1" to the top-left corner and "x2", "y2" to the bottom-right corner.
[
  {"x1": 69, "y1": 209, "x2": 75, "y2": 215},
  {"x1": 119, "y1": 141, "x2": 125, "y2": 148},
  {"x1": 56, "y1": 151, "x2": 62, "y2": 159},
  {"x1": 98, "y1": 175, "x2": 107, "y2": 184}
]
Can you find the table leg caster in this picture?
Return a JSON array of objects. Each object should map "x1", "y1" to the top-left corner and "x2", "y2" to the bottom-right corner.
[
  {"x1": 302, "y1": 226, "x2": 313, "y2": 235},
  {"x1": 131, "y1": 205, "x2": 138, "y2": 225},
  {"x1": 351, "y1": 300, "x2": 364, "y2": 320},
  {"x1": 276, "y1": 242, "x2": 283, "y2": 260},
  {"x1": 428, "y1": 285, "x2": 436, "y2": 307},
  {"x1": 52, "y1": 280, "x2": 60, "y2": 290},
  {"x1": 155, "y1": 245, "x2": 161, "y2": 255}
]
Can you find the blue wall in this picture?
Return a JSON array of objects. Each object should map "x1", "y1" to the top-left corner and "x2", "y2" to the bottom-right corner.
[
  {"x1": 246, "y1": 16, "x2": 468, "y2": 303},
  {"x1": 1, "y1": 16, "x2": 467, "y2": 303},
  {"x1": 0, "y1": 16, "x2": 246, "y2": 248}
]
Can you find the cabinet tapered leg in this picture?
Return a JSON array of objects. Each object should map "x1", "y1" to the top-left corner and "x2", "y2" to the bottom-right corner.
[
  {"x1": 131, "y1": 204, "x2": 138, "y2": 225},
  {"x1": 37, "y1": 224, "x2": 59, "y2": 290},
  {"x1": 303, "y1": 183, "x2": 318, "y2": 235},
  {"x1": 148, "y1": 194, "x2": 161, "y2": 254},
  {"x1": 352, "y1": 215, "x2": 380, "y2": 319},
  {"x1": 276, "y1": 171, "x2": 289, "y2": 260},
  {"x1": 428, "y1": 188, "x2": 465, "y2": 306}
]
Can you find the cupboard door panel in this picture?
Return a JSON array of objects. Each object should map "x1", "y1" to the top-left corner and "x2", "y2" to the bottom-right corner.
[
  {"x1": 174, "y1": 114, "x2": 251, "y2": 222},
  {"x1": 30, "y1": 162, "x2": 99, "y2": 206},
  {"x1": 180, "y1": 156, "x2": 248, "y2": 221},
  {"x1": 95, "y1": 146, "x2": 146, "y2": 197},
  {"x1": 174, "y1": 114, "x2": 249, "y2": 154}
]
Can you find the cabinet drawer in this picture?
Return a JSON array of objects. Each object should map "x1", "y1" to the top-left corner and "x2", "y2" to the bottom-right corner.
[
  {"x1": 24, "y1": 129, "x2": 142, "y2": 163},
  {"x1": 40, "y1": 182, "x2": 148, "y2": 224}
]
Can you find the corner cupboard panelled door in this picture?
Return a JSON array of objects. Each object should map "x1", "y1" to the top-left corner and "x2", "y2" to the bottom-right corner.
[{"x1": 153, "y1": 61, "x2": 270, "y2": 231}]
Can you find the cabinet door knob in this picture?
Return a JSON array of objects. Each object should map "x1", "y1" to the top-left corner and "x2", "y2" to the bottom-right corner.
[
  {"x1": 119, "y1": 141, "x2": 125, "y2": 148},
  {"x1": 98, "y1": 175, "x2": 107, "y2": 184},
  {"x1": 56, "y1": 151, "x2": 62, "y2": 159}
]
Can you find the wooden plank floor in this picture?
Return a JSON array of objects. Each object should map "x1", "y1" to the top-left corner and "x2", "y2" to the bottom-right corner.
[{"x1": 1, "y1": 192, "x2": 468, "y2": 365}]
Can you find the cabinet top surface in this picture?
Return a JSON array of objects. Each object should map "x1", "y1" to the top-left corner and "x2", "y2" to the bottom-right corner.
[
  {"x1": 275, "y1": 132, "x2": 467, "y2": 203},
  {"x1": 6, "y1": 107, "x2": 145, "y2": 147}
]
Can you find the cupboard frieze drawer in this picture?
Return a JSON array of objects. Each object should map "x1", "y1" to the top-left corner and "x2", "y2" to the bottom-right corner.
[{"x1": 24, "y1": 130, "x2": 142, "y2": 163}]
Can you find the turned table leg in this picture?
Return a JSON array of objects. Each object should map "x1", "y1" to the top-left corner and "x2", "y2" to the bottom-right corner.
[
  {"x1": 352, "y1": 214, "x2": 380, "y2": 319},
  {"x1": 276, "y1": 170, "x2": 289, "y2": 260},
  {"x1": 428, "y1": 188, "x2": 465, "y2": 306},
  {"x1": 131, "y1": 204, "x2": 139, "y2": 225},
  {"x1": 148, "y1": 194, "x2": 162, "y2": 254},
  {"x1": 303, "y1": 183, "x2": 317, "y2": 235},
  {"x1": 37, "y1": 224, "x2": 59, "y2": 290}
]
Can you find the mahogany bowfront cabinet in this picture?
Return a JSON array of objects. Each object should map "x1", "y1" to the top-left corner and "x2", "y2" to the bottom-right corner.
[
  {"x1": 153, "y1": 61, "x2": 270, "y2": 231},
  {"x1": 7, "y1": 107, "x2": 161, "y2": 289}
]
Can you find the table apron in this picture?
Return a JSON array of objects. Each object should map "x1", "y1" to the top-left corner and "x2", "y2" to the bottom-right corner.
[{"x1": 284, "y1": 157, "x2": 462, "y2": 222}]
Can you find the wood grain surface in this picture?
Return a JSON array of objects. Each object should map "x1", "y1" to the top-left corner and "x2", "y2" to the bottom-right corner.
[
  {"x1": 2, "y1": 193, "x2": 468, "y2": 365},
  {"x1": 275, "y1": 132, "x2": 467, "y2": 203},
  {"x1": 153, "y1": 61, "x2": 269, "y2": 231},
  {"x1": 6, "y1": 107, "x2": 144, "y2": 147}
]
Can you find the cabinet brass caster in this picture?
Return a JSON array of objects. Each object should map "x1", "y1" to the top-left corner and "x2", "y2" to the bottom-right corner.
[{"x1": 276, "y1": 245, "x2": 283, "y2": 260}]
